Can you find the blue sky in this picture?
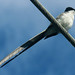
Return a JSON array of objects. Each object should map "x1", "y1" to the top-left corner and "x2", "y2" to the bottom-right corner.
[{"x1": 0, "y1": 0, "x2": 75, "y2": 75}]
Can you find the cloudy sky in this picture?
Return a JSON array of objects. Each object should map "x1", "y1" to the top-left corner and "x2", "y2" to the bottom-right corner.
[{"x1": 0, "y1": 0, "x2": 75, "y2": 75}]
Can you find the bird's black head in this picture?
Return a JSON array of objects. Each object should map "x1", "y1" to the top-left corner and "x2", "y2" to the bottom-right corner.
[{"x1": 65, "y1": 7, "x2": 75, "y2": 12}]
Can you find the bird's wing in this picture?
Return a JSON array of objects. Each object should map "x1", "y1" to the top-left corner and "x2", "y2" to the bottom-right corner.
[{"x1": 44, "y1": 24, "x2": 59, "y2": 39}]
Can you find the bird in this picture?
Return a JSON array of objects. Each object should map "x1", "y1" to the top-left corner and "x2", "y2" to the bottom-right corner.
[
  {"x1": 21, "y1": 7, "x2": 75, "y2": 48},
  {"x1": 44, "y1": 7, "x2": 75, "y2": 39},
  {"x1": 16, "y1": 7, "x2": 75, "y2": 56},
  {"x1": 0, "y1": 7, "x2": 75, "y2": 67},
  {"x1": 26, "y1": 7, "x2": 75, "y2": 42}
]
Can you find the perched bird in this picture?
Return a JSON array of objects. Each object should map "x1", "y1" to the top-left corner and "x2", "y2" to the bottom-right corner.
[
  {"x1": 0, "y1": 7, "x2": 75, "y2": 67},
  {"x1": 14, "y1": 7, "x2": 75, "y2": 55},
  {"x1": 27, "y1": 7, "x2": 75, "y2": 41},
  {"x1": 44, "y1": 7, "x2": 75, "y2": 39}
]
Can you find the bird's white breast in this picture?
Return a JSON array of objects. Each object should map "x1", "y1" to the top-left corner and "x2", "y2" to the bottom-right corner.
[{"x1": 56, "y1": 11, "x2": 74, "y2": 30}]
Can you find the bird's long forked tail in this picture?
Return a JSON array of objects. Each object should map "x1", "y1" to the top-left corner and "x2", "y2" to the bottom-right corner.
[{"x1": 0, "y1": 30, "x2": 46, "y2": 67}]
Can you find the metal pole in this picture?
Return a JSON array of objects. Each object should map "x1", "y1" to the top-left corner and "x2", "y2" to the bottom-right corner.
[{"x1": 30, "y1": 0, "x2": 75, "y2": 47}]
